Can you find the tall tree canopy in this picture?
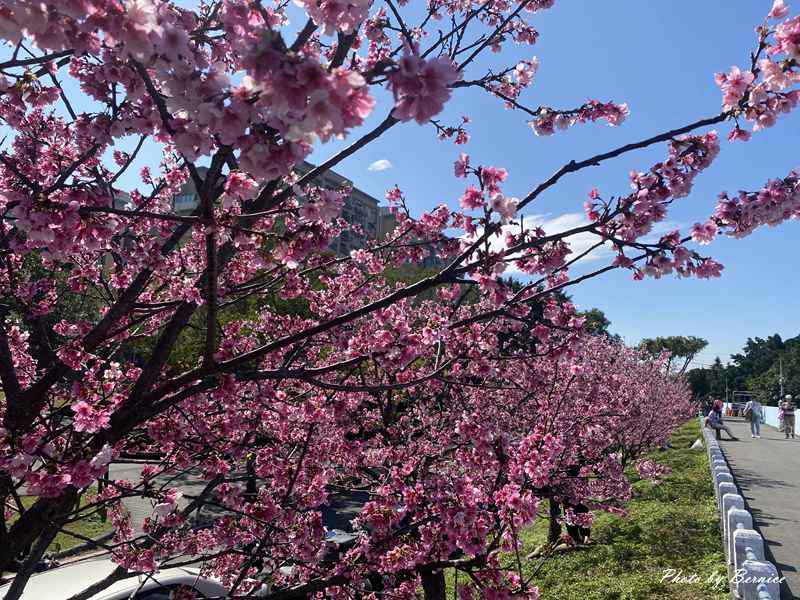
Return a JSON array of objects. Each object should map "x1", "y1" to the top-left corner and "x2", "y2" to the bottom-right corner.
[
  {"x1": 747, "y1": 336, "x2": 800, "y2": 402},
  {"x1": 639, "y1": 336, "x2": 709, "y2": 375},
  {"x1": 579, "y1": 308, "x2": 612, "y2": 337}
]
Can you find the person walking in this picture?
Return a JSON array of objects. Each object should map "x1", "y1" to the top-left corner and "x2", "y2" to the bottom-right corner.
[
  {"x1": 781, "y1": 395, "x2": 796, "y2": 439},
  {"x1": 706, "y1": 400, "x2": 739, "y2": 440},
  {"x1": 744, "y1": 397, "x2": 763, "y2": 438}
]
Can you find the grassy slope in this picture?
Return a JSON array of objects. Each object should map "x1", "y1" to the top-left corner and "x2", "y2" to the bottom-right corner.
[{"x1": 520, "y1": 420, "x2": 727, "y2": 600}]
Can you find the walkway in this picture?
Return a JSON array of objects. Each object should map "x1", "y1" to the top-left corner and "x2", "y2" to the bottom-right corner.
[{"x1": 719, "y1": 417, "x2": 800, "y2": 600}]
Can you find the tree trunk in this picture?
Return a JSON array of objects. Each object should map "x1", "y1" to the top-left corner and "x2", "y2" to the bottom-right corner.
[
  {"x1": 421, "y1": 570, "x2": 446, "y2": 600},
  {"x1": 0, "y1": 491, "x2": 77, "y2": 573},
  {"x1": 548, "y1": 496, "x2": 562, "y2": 545},
  {"x1": 2, "y1": 519, "x2": 62, "y2": 600}
]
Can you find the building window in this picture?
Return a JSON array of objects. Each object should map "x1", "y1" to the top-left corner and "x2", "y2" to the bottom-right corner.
[{"x1": 173, "y1": 194, "x2": 197, "y2": 211}]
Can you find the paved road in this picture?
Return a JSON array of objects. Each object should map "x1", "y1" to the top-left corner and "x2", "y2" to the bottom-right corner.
[
  {"x1": 109, "y1": 462, "x2": 209, "y2": 533},
  {"x1": 719, "y1": 417, "x2": 800, "y2": 599},
  {"x1": 108, "y1": 462, "x2": 368, "y2": 535}
]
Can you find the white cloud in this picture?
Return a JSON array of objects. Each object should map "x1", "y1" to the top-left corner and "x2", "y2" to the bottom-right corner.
[
  {"x1": 368, "y1": 159, "x2": 393, "y2": 172},
  {"x1": 640, "y1": 219, "x2": 687, "y2": 243},
  {"x1": 529, "y1": 212, "x2": 611, "y2": 263},
  {"x1": 463, "y1": 213, "x2": 693, "y2": 277},
  {"x1": 464, "y1": 212, "x2": 612, "y2": 275}
]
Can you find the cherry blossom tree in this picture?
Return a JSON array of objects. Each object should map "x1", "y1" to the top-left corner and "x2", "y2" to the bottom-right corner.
[{"x1": 0, "y1": 0, "x2": 798, "y2": 598}]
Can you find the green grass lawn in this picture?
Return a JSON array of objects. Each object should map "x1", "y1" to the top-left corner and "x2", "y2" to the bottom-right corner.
[
  {"x1": 516, "y1": 420, "x2": 727, "y2": 600},
  {"x1": 48, "y1": 506, "x2": 112, "y2": 555}
]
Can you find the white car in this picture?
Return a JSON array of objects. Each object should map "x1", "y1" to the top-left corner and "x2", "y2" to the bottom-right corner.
[{"x1": 0, "y1": 558, "x2": 229, "y2": 599}]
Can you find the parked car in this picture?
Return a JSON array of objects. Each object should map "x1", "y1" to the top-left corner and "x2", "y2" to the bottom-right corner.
[{"x1": 0, "y1": 558, "x2": 229, "y2": 600}]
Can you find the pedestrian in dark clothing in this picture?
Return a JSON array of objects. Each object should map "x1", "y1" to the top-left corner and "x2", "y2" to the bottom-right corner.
[{"x1": 705, "y1": 400, "x2": 738, "y2": 440}]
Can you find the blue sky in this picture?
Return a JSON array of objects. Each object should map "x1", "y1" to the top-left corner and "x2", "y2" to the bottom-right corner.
[
  {"x1": 10, "y1": 1, "x2": 795, "y2": 365},
  {"x1": 299, "y1": 0, "x2": 799, "y2": 365}
]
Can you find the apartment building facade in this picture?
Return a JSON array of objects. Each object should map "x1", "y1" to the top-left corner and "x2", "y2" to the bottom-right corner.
[
  {"x1": 172, "y1": 163, "x2": 387, "y2": 257},
  {"x1": 169, "y1": 163, "x2": 442, "y2": 266}
]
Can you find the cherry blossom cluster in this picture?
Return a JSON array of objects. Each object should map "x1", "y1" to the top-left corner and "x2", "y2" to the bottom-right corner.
[
  {"x1": 635, "y1": 459, "x2": 672, "y2": 484},
  {"x1": 456, "y1": 162, "x2": 518, "y2": 225},
  {"x1": 706, "y1": 171, "x2": 800, "y2": 239},
  {"x1": 714, "y1": 3, "x2": 800, "y2": 139},
  {"x1": 7, "y1": 187, "x2": 123, "y2": 257},
  {"x1": 388, "y1": 52, "x2": 461, "y2": 124},
  {"x1": 488, "y1": 57, "x2": 540, "y2": 105},
  {"x1": 530, "y1": 100, "x2": 629, "y2": 136},
  {"x1": 583, "y1": 131, "x2": 723, "y2": 280},
  {"x1": 297, "y1": 0, "x2": 373, "y2": 36},
  {"x1": 0, "y1": 0, "x2": 377, "y2": 182},
  {"x1": 432, "y1": 115, "x2": 471, "y2": 144}
]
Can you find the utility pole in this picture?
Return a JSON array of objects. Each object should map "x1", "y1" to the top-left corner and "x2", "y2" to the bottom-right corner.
[{"x1": 779, "y1": 357, "x2": 785, "y2": 400}]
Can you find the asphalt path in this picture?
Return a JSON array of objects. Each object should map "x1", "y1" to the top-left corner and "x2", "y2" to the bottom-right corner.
[
  {"x1": 719, "y1": 417, "x2": 800, "y2": 599},
  {"x1": 108, "y1": 462, "x2": 368, "y2": 534}
]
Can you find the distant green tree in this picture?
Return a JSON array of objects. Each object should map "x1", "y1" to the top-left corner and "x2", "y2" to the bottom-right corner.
[
  {"x1": 686, "y1": 368, "x2": 711, "y2": 399},
  {"x1": 683, "y1": 335, "x2": 800, "y2": 405},
  {"x1": 686, "y1": 356, "x2": 727, "y2": 401},
  {"x1": 727, "y1": 334, "x2": 786, "y2": 394},
  {"x1": 639, "y1": 335, "x2": 709, "y2": 375},
  {"x1": 746, "y1": 336, "x2": 800, "y2": 405},
  {"x1": 580, "y1": 308, "x2": 611, "y2": 336}
]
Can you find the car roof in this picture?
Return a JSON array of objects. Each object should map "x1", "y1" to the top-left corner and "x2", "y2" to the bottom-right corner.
[{"x1": 0, "y1": 558, "x2": 224, "y2": 600}]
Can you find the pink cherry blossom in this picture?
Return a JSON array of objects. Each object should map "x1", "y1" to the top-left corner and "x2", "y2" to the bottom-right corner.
[
  {"x1": 690, "y1": 221, "x2": 718, "y2": 244},
  {"x1": 490, "y1": 193, "x2": 518, "y2": 221},
  {"x1": 769, "y1": 0, "x2": 790, "y2": 19},
  {"x1": 389, "y1": 52, "x2": 461, "y2": 124},
  {"x1": 454, "y1": 152, "x2": 470, "y2": 178},
  {"x1": 459, "y1": 186, "x2": 485, "y2": 210},
  {"x1": 714, "y1": 66, "x2": 755, "y2": 109},
  {"x1": 774, "y1": 14, "x2": 800, "y2": 59},
  {"x1": 296, "y1": 0, "x2": 373, "y2": 35},
  {"x1": 481, "y1": 166, "x2": 508, "y2": 192},
  {"x1": 636, "y1": 459, "x2": 672, "y2": 484}
]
